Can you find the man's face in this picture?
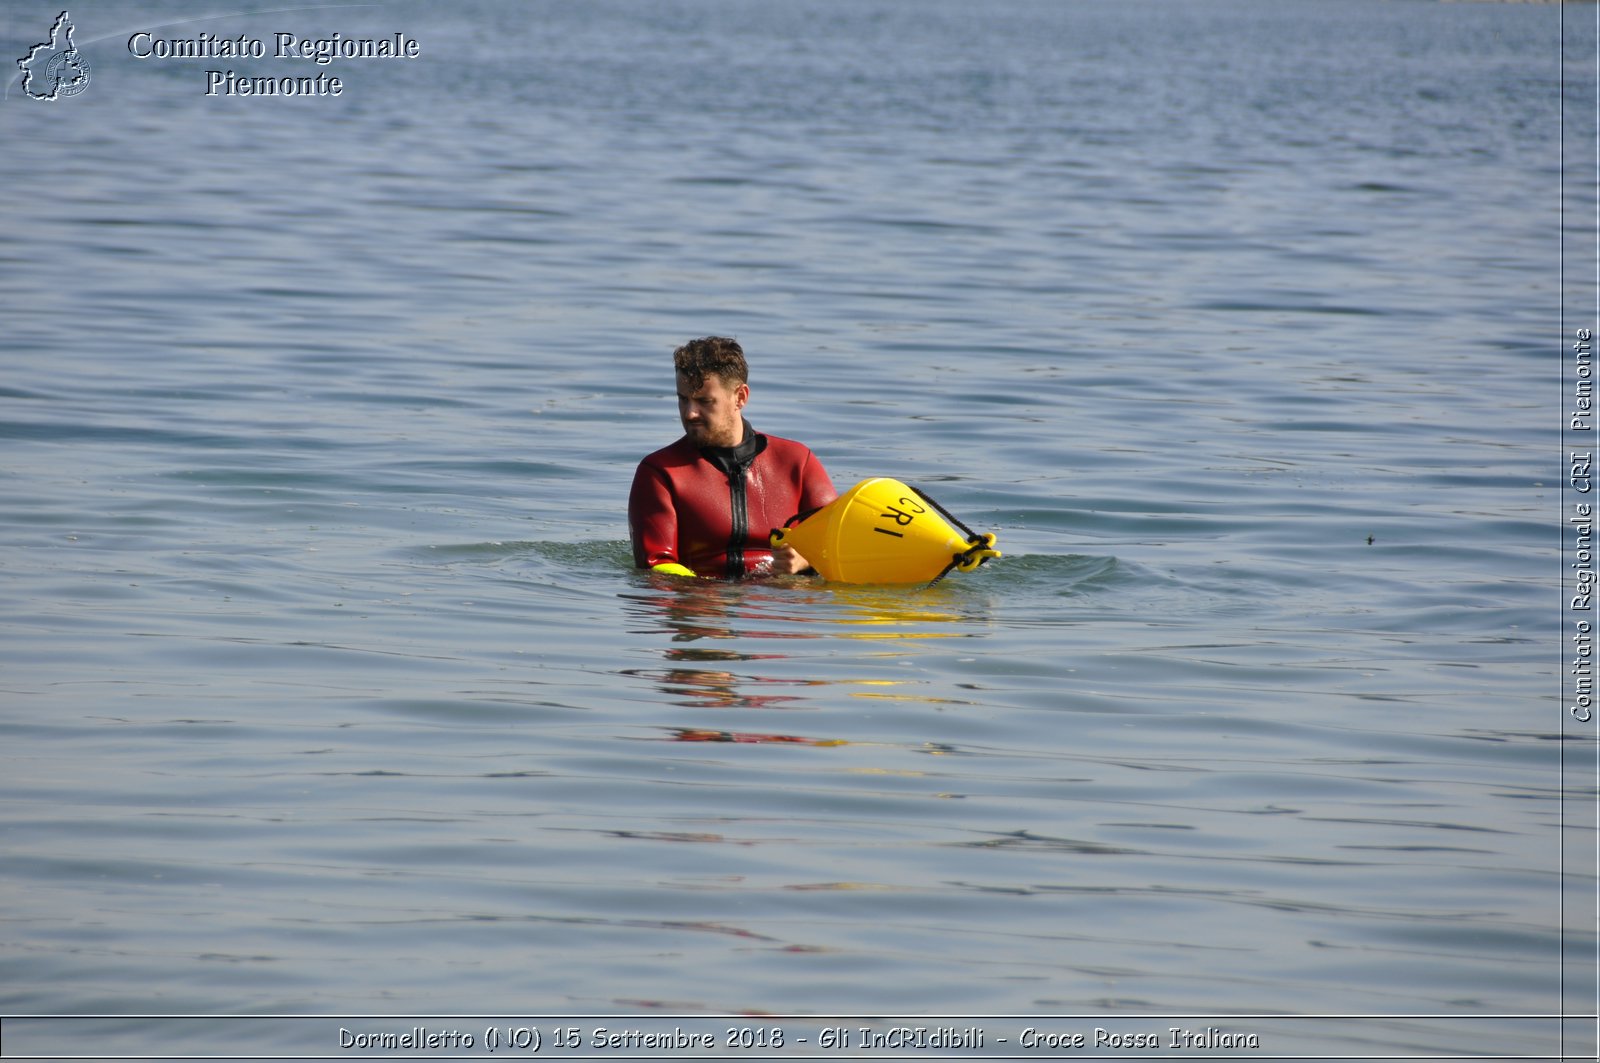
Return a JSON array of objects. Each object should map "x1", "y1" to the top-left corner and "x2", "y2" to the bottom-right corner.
[{"x1": 677, "y1": 372, "x2": 748, "y2": 449}]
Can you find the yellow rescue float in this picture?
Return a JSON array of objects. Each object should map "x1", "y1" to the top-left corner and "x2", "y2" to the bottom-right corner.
[{"x1": 770, "y1": 477, "x2": 1000, "y2": 585}]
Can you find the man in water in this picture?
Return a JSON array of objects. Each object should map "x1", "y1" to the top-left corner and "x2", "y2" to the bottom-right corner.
[{"x1": 630, "y1": 336, "x2": 837, "y2": 579}]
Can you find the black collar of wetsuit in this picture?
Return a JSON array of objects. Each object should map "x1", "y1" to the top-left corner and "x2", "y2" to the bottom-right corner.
[{"x1": 699, "y1": 419, "x2": 767, "y2": 475}]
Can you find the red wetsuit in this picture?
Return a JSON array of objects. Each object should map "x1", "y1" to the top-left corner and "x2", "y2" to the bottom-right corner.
[{"x1": 629, "y1": 424, "x2": 837, "y2": 578}]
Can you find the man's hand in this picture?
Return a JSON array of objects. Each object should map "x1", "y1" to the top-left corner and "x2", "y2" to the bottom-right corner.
[{"x1": 769, "y1": 544, "x2": 814, "y2": 576}]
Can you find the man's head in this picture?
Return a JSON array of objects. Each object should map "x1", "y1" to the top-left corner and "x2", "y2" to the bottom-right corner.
[
  {"x1": 673, "y1": 336, "x2": 748, "y2": 392},
  {"x1": 674, "y1": 336, "x2": 749, "y2": 449}
]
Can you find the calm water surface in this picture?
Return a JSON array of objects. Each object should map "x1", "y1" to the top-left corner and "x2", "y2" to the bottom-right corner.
[{"x1": 0, "y1": 0, "x2": 1590, "y2": 1056}]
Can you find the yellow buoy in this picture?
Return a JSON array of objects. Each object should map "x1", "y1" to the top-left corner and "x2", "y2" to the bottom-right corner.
[{"x1": 769, "y1": 477, "x2": 1000, "y2": 585}]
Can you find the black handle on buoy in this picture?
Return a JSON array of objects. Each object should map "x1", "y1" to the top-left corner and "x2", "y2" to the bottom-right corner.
[{"x1": 909, "y1": 485, "x2": 1001, "y2": 586}]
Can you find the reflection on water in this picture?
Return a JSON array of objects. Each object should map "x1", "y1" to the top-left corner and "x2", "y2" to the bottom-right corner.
[
  {"x1": 622, "y1": 578, "x2": 820, "y2": 643},
  {"x1": 817, "y1": 582, "x2": 992, "y2": 638},
  {"x1": 669, "y1": 727, "x2": 847, "y2": 746},
  {"x1": 622, "y1": 572, "x2": 991, "y2": 639},
  {"x1": 620, "y1": 572, "x2": 995, "y2": 713},
  {"x1": 633, "y1": 656, "x2": 818, "y2": 711}
]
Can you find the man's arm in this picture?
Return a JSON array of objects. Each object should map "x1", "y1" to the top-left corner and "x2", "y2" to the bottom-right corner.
[
  {"x1": 628, "y1": 463, "x2": 693, "y2": 575},
  {"x1": 799, "y1": 449, "x2": 838, "y2": 511},
  {"x1": 769, "y1": 448, "x2": 839, "y2": 576}
]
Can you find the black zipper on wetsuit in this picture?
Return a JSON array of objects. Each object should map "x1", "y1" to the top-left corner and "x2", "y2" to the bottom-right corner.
[
  {"x1": 703, "y1": 423, "x2": 765, "y2": 580},
  {"x1": 725, "y1": 466, "x2": 748, "y2": 579}
]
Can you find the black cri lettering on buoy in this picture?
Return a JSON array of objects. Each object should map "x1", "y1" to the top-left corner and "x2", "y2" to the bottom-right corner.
[{"x1": 875, "y1": 497, "x2": 926, "y2": 537}]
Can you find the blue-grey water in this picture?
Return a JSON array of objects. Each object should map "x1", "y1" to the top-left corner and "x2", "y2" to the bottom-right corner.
[{"x1": 0, "y1": 0, "x2": 1592, "y2": 1057}]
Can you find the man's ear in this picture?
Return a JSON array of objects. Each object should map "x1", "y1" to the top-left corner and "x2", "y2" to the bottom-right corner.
[{"x1": 735, "y1": 383, "x2": 750, "y2": 409}]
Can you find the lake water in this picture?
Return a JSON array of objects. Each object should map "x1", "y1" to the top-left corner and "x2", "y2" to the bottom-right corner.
[{"x1": 0, "y1": 0, "x2": 1594, "y2": 1058}]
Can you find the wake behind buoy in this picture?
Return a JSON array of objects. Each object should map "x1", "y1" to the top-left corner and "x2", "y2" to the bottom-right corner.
[{"x1": 769, "y1": 477, "x2": 1000, "y2": 585}]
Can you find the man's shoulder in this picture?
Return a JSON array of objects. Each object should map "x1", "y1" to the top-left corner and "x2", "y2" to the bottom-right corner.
[
  {"x1": 639, "y1": 435, "x2": 699, "y2": 470},
  {"x1": 756, "y1": 432, "x2": 817, "y2": 460},
  {"x1": 638, "y1": 431, "x2": 817, "y2": 474}
]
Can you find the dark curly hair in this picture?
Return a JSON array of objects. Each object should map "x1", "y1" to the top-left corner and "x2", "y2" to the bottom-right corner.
[{"x1": 673, "y1": 336, "x2": 748, "y2": 390}]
